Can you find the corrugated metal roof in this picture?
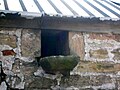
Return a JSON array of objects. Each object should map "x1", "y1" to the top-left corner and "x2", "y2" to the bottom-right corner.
[{"x1": 0, "y1": 0, "x2": 120, "y2": 19}]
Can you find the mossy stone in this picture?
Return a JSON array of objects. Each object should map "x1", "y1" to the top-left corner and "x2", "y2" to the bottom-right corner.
[{"x1": 39, "y1": 55, "x2": 80, "y2": 75}]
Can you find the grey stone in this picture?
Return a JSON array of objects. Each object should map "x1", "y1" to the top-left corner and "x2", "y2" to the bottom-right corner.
[{"x1": 21, "y1": 29, "x2": 41, "y2": 57}]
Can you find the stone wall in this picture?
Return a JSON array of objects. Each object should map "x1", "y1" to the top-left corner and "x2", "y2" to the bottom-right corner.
[
  {"x1": 1, "y1": 28, "x2": 120, "y2": 90},
  {"x1": 0, "y1": 28, "x2": 41, "y2": 89},
  {"x1": 69, "y1": 32, "x2": 120, "y2": 90}
]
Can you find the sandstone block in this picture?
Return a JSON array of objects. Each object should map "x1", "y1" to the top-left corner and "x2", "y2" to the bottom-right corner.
[
  {"x1": 89, "y1": 49, "x2": 108, "y2": 59},
  {"x1": 69, "y1": 32, "x2": 85, "y2": 60},
  {"x1": 89, "y1": 33, "x2": 120, "y2": 41},
  {"x1": 76, "y1": 61, "x2": 120, "y2": 73},
  {"x1": 0, "y1": 34, "x2": 16, "y2": 48}
]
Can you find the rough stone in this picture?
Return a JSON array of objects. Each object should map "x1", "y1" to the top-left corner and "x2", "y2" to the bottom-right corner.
[
  {"x1": 116, "y1": 77, "x2": 120, "y2": 90},
  {"x1": 60, "y1": 75, "x2": 113, "y2": 88},
  {"x1": 0, "y1": 28, "x2": 16, "y2": 35},
  {"x1": 84, "y1": 33, "x2": 120, "y2": 62},
  {"x1": 111, "y1": 48, "x2": 120, "y2": 60},
  {"x1": 39, "y1": 55, "x2": 80, "y2": 76},
  {"x1": 7, "y1": 59, "x2": 25, "y2": 89},
  {"x1": 69, "y1": 32, "x2": 85, "y2": 60},
  {"x1": 21, "y1": 29, "x2": 41, "y2": 57},
  {"x1": 0, "y1": 34, "x2": 16, "y2": 48},
  {"x1": 0, "y1": 56, "x2": 15, "y2": 70},
  {"x1": 90, "y1": 75, "x2": 113, "y2": 86},
  {"x1": 60, "y1": 75, "x2": 90, "y2": 87},
  {"x1": 76, "y1": 61, "x2": 120, "y2": 73},
  {"x1": 0, "y1": 81, "x2": 7, "y2": 90},
  {"x1": 25, "y1": 76, "x2": 57, "y2": 90},
  {"x1": 89, "y1": 49, "x2": 108, "y2": 59},
  {"x1": 89, "y1": 33, "x2": 120, "y2": 41}
]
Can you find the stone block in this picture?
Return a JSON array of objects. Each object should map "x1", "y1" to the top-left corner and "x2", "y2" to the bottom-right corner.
[
  {"x1": 89, "y1": 49, "x2": 108, "y2": 59},
  {"x1": 60, "y1": 75, "x2": 113, "y2": 88},
  {"x1": 76, "y1": 61, "x2": 120, "y2": 73},
  {"x1": 0, "y1": 34, "x2": 16, "y2": 48},
  {"x1": 89, "y1": 33, "x2": 120, "y2": 41},
  {"x1": 90, "y1": 75, "x2": 112, "y2": 86},
  {"x1": 21, "y1": 29, "x2": 41, "y2": 57},
  {"x1": 25, "y1": 77, "x2": 57, "y2": 89},
  {"x1": 111, "y1": 48, "x2": 120, "y2": 60},
  {"x1": 39, "y1": 55, "x2": 80, "y2": 76},
  {"x1": 60, "y1": 75, "x2": 90, "y2": 87},
  {"x1": 69, "y1": 32, "x2": 84, "y2": 60}
]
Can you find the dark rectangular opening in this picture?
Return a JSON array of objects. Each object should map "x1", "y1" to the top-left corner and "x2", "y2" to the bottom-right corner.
[{"x1": 41, "y1": 30, "x2": 70, "y2": 57}]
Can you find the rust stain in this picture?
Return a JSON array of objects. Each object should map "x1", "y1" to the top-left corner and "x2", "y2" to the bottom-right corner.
[{"x1": 2, "y1": 50, "x2": 16, "y2": 56}]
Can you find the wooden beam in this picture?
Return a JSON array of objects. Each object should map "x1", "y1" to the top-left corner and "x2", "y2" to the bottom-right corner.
[
  {"x1": 0, "y1": 17, "x2": 41, "y2": 29},
  {"x1": 0, "y1": 15, "x2": 120, "y2": 33},
  {"x1": 41, "y1": 16, "x2": 120, "y2": 33}
]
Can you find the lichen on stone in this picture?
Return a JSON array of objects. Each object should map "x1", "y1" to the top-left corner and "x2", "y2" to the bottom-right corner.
[{"x1": 39, "y1": 55, "x2": 80, "y2": 76}]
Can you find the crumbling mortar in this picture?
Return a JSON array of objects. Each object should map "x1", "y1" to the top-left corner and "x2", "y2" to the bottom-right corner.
[
  {"x1": 15, "y1": 29, "x2": 22, "y2": 58},
  {"x1": 70, "y1": 72, "x2": 120, "y2": 78}
]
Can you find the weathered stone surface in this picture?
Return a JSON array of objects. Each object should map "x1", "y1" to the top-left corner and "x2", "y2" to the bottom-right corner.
[
  {"x1": 89, "y1": 33, "x2": 120, "y2": 41},
  {"x1": 1, "y1": 28, "x2": 120, "y2": 90},
  {"x1": 0, "y1": 28, "x2": 16, "y2": 35},
  {"x1": 39, "y1": 55, "x2": 80, "y2": 75},
  {"x1": 89, "y1": 49, "x2": 108, "y2": 59},
  {"x1": 0, "y1": 56, "x2": 15, "y2": 70},
  {"x1": 60, "y1": 75, "x2": 90, "y2": 87},
  {"x1": 0, "y1": 34, "x2": 16, "y2": 48},
  {"x1": 25, "y1": 76, "x2": 57, "y2": 90},
  {"x1": 21, "y1": 29, "x2": 41, "y2": 57},
  {"x1": 111, "y1": 48, "x2": 120, "y2": 60},
  {"x1": 76, "y1": 61, "x2": 120, "y2": 73},
  {"x1": 90, "y1": 75, "x2": 113, "y2": 86},
  {"x1": 11, "y1": 58, "x2": 38, "y2": 89},
  {"x1": 69, "y1": 32, "x2": 85, "y2": 60},
  {"x1": 9, "y1": 59, "x2": 25, "y2": 89},
  {"x1": 116, "y1": 77, "x2": 120, "y2": 90},
  {"x1": 84, "y1": 33, "x2": 120, "y2": 62},
  {"x1": 60, "y1": 75, "x2": 113, "y2": 88}
]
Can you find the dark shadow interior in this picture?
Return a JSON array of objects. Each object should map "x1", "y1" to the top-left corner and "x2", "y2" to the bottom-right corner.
[{"x1": 41, "y1": 30, "x2": 70, "y2": 57}]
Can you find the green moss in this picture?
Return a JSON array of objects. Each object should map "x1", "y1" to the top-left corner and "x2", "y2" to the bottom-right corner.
[
  {"x1": 97, "y1": 64, "x2": 102, "y2": 70},
  {"x1": 39, "y1": 55, "x2": 80, "y2": 75}
]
